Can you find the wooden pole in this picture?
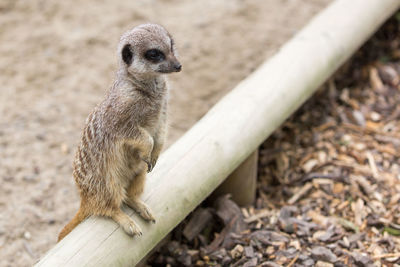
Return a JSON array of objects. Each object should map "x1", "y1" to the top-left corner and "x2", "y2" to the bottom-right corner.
[
  {"x1": 211, "y1": 150, "x2": 258, "y2": 206},
  {"x1": 36, "y1": 0, "x2": 400, "y2": 266}
]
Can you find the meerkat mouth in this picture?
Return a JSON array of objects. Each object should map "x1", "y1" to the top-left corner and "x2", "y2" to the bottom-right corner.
[
  {"x1": 158, "y1": 66, "x2": 182, "y2": 74},
  {"x1": 158, "y1": 71, "x2": 170, "y2": 74}
]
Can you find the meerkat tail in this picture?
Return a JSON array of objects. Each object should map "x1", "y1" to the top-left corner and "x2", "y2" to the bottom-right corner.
[{"x1": 58, "y1": 207, "x2": 88, "y2": 242}]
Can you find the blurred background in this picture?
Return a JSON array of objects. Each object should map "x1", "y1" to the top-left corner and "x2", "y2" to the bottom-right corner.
[{"x1": 0, "y1": 0, "x2": 332, "y2": 266}]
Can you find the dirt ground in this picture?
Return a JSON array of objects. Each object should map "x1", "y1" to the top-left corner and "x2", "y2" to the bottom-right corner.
[{"x1": 0, "y1": 1, "x2": 332, "y2": 266}]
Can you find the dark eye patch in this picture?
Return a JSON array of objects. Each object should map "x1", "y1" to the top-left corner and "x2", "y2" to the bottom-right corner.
[
  {"x1": 122, "y1": 44, "x2": 133, "y2": 65},
  {"x1": 144, "y1": 49, "x2": 165, "y2": 63}
]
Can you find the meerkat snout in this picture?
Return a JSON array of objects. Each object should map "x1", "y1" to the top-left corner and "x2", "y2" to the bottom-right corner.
[
  {"x1": 119, "y1": 24, "x2": 182, "y2": 75},
  {"x1": 172, "y1": 61, "x2": 182, "y2": 72}
]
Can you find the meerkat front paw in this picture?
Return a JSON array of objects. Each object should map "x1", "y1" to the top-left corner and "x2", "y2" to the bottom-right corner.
[{"x1": 139, "y1": 150, "x2": 153, "y2": 172}]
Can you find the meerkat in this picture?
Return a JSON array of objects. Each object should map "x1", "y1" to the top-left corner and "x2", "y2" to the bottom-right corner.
[{"x1": 58, "y1": 23, "x2": 181, "y2": 241}]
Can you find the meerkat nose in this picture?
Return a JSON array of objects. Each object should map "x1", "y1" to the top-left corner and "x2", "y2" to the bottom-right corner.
[{"x1": 174, "y1": 63, "x2": 182, "y2": 72}]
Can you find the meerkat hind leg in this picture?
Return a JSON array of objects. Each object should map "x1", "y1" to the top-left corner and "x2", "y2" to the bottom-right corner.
[
  {"x1": 126, "y1": 198, "x2": 155, "y2": 223},
  {"x1": 126, "y1": 171, "x2": 156, "y2": 223},
  {"x1": 111, "y1": 209, "x2": 142, "y2": 236}
]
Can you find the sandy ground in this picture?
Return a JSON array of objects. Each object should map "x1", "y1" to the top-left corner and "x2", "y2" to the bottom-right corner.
[{"x1": 0, "y1": 0, "x2": 331, "y2": 266}]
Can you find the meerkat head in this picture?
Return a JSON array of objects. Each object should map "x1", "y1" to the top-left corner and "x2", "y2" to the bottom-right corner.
[{"x1": 118, "y1": 23, "x2": 181, "y2": 76}]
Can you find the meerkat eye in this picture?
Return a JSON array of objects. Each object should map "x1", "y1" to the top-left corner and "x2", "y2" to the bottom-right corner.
[
  {"x1": 144, "y1": 49, "x2": 165, "y2": 63},
  {"x1": 122, "y1": 44, "x2": 133, "y2": 65}
]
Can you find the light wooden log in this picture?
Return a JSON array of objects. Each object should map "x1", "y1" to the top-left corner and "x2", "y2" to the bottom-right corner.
[{"x1": 36, "y1": 0, "x2": 400, "y2": 266}]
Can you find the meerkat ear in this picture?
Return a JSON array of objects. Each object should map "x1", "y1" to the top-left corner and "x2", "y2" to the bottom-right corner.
[{"x1": 122, "y1": 44, "x2": 133, "y2": 65}]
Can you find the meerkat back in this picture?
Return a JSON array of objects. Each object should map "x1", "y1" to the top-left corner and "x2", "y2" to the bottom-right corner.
[{"x1": 58, "y1": 23, "x2": 181, "y2": 241}]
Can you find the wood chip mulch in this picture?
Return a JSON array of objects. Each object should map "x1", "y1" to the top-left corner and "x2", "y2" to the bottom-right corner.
[{"x1": 146, "y1": 13, "x2": 400, "y2": 267}]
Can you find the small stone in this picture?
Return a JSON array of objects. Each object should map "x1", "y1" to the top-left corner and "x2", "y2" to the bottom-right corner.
[
  {"x1": 261, "y1": 262, "x2": 281, "y2": 267},
  {"x1": 302, "y1": 159, "x2": 319, "y2": 172},
  {"x1": 333, "y1": 262, "x2": 347, "y2": 267},
  {"x1": 353, "y1": 142, "x2": 366, "y2": 150},
  {"x1": 351, "y1": 110, "x2": 366, "y2": 126},
  {"x1": 385, "y1": 256, "x2": 400, "y2": 263},
  {"x1": 244, "y1": 246, "x2": 254, "y2": 258},
  {"x1": 230, "y1": 244, "x2": 244, "y2": 258},
  {"x1": 302, "y1": 258, "x2": 315, "y2": 266},
  {"x1": 165, "y1": 259, "x2": 175, "y2": 265},
  {"x1": 311, "y1": 246, "x2": 337, "y2": 263},
  {"x1": 289, "y1": 240, "x2": 301, "y2": 250},
  {"x1": 317, "y1": 225, "x2": 338, "y2": 242},
  {"x1": 333, "y1": 183, "x2": 344, "y2": 194},
  {"x1": 338, "y1": 236, "x2": 350, "y2": 248},
  {"x1": 378, "y1": 65, "x2": 399, "y2": 85},
  {"x1": 279, "y1": 206, "x2": 298, "y2": 219},
  {"x1": 265, "y1": 246, "x2": 275, "y2": 255},
  {"x1": 370, "y1": 112, "x2": 381, "y2": 121},
  {"x1": 177, "y1": 253, "x2": 191, "y2": 266},
  {"x1": 187, "y1": 250, "x2": 199, "y2": 257},
  {"x1": 282, "y1": 247, "x2": 298, "y2": 258},
  {"x1": 243, "y1": 258, "x2": 257, "y2": 267},
  {"x1": 23, "y1": 175, "x2": 36, "y2": 182},
  {"x1": 167, "y1": 241, "x2": 180, "y2": 254},
  {"x1": 251, "y1": 230, "x2": 289, "y2": 245},
  {"x1": 61, "y1": 143, "x2": 69, "y2": 154},
  {"x1": 23, "y1": 231, "x2": 31, "y2": 240},
  {"x1": 195, "y1": 260, "x2": 204, "y2": 265},
  {"x1": 313, "y1": 230, "x2": 328, "y2": 240},
  {"x1": 298, "y1": 254, "x2": 309, "y2": 261},
  {"x1": 352, "y1": 252, "x2": 374, "y2": 267},
  {"x1": 222, "y1": 256, "x2": 231, "y2": 265},
  {"x1": 280, "y1": 217, "x2": 317, "y2": 236},
  {"x1": 347, "y1": 233, "x2": 365, "y2": 244},
  {"x1": 209, "y1": 248, "x2": 226, "y2": 261},
  {"x1": 341, "y1": 134, "x2": 352, "y2": 144},
  {"x1": 340, "y1": 88, "x2": 350, "y2": 102},
  {"x1": 35, "y1": 133, "x2": 46, "y2": 141},
  {"x1": 276, "y1": 255, "x2": 288, "y2": 265}
]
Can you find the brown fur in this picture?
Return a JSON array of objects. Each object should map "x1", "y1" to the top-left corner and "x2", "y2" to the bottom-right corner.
[{"x1": 58, "y1": 24, "x2": 181, "y2": 241}]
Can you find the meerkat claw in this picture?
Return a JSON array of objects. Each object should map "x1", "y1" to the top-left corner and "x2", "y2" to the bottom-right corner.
[
  {"x1": 147, "y1": 162, "x2": 153, "y2": 173},
  {"x1": 150, "y1": 158, "x2": 157, "y2": 172},
  {"x1": 141, "y1": 158, "x2": 152, "y2": 172}
]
